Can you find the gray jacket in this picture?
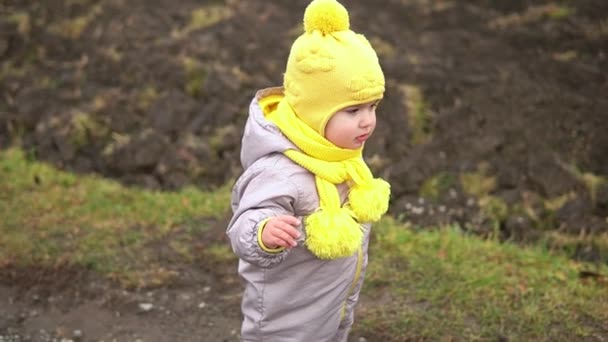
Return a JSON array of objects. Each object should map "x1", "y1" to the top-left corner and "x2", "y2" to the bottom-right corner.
[{"x1": 227, "y1": 88, "x2": 370, "y2": 342}]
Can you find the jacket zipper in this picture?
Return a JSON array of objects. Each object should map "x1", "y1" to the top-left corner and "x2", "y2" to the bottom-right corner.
[{"x1": 340, "y1": 246, "x2": 363, "y2": 319}]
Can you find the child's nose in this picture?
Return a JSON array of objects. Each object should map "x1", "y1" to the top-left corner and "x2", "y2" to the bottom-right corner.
[{"x1": 360, "y1": 109, "x2": 375, "y2": 127}]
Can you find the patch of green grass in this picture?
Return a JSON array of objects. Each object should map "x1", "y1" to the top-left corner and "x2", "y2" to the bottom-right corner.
[
  {"x1": 7, "y1": 12, "x2": 31, "y2": 36},
  {"x1": 556, "y1": 161, "x2": 607, "y2": 209},
  {"x1": 355, "y1": 218, "x2": 608, "y2": 341},
  {"x1": 460, "y1": 162, "x2": 496, "y2": 198},
  {"x1": 209, "y1": 125, "x2": 238, "y2": 151},
  {"x1": 459, "y1": 163, "x2": 512, "y2": 237},
  {"x1": 489, "y1": 4, "x2": 574, "y2": 29},
  {"x1": 48, "y1": 4, "x2": 103, "y2": 39},
  {"x1": 553, "y1": 50, "x2": 578, "y2": 62},
  {"x1": 70, "y1": 112, "x2": 109, "y2": 148},
  {"x1": 172, "y1": 4, "x2": 233, "y2": 39},
  {"x1": 419, "y1": 172, "x2": 453, "y2": 202},
  {"x1": 543, "y1": 231, "x2": 608, "y2": 265},
  {"x1": 136, "y1": 85, "x2": 159, "y2": 111},
  {"x1": 182, "y1": 56, "x2": 206, "y2": 98},
  {"x1": 547, "y1": 5, "x2": 572, "y2": 20},
  {"x1": 0, "y1": 148, "x2": 231, "y2": 285},
  {"x1": 203, "y1": 244, "x2": 237, "y2": 264},
  {"x1": 478, "y1": 195, "x2": 509, "y2": 240},
  {"x1": 398, "y1": 84, "x2": 434, "y2": 145},
  {"x1": 188, "y1": 5, "x2": 233, "y2": 32}
]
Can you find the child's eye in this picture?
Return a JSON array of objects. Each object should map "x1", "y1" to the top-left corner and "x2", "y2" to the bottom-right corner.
[{"x1": 346, "y1": 108, "x2": 359, "y2": 114}]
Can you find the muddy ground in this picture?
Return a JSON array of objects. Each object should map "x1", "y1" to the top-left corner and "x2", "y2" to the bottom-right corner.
[
  {"x1": 0, "y1": 217, "x2": 250, "y2": 342},
  {"x1": 1, "y1": 0, "x2": 607, "y2": 340}
]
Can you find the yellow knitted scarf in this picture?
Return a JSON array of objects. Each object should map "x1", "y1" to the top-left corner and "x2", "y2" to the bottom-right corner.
[{"x1": 263, "y1": 95, "x2": 390, "y2": 259}]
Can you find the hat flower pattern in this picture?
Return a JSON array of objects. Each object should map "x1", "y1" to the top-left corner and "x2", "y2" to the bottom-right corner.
[
  {"x1": 295, "y1": 39, "x2": 336, "y2": 73},
  {"x1": 348, "y1": 72, "x2": 385, "y2": 101}
]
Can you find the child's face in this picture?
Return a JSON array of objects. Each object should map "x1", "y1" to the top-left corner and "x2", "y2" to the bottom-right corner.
[{"x1": 325, "y1": 100, "x2": 379, "y2": 150}]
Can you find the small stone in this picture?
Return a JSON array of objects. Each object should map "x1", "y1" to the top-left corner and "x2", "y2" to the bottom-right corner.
[
  {"x1": 412, "y1": 206, "x2": 424, "y2": 215},
  {"x1": 466, "y1": 198, "x2": 476, "y2": 207},
  {"x1": 138, "y1": 303, "x2": 154, "y2": 312},
  {"x1": 198, "y1": 302, "x2": 207, "y2": 309},
  {"x1": 449, "y1": 188, "x2": 458, "y2": 199}
]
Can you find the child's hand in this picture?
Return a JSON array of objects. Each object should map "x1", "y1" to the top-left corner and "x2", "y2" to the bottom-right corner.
[{"x1": 261, "y1": 215, "x2": 301, "y2": 249}]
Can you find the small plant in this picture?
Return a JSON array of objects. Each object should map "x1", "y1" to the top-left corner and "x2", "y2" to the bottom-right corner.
[
  {"x1": 137, "y1": 86, "x2": 159, "y2": 111},
  {"x1": 48, "y1": 4, "x2": 103, "y2": 39},
  {"x1": 547, "y1": 5, "x2": 572, "y2": 20},
  {"x1": 399, "y1": 84, "x2": 434, "y2": 145},
  {"x1": 8, "y1": 12, "x2": 31, "y2": 36},
  {"x1": 459, "y1": 162, "x2": 496, "y2": 198},
  {"x1": 558, "y1": 161, "x2": 607, "y2": 209},
  {"x1": 478, "y1": 195, "x2": 509, "y2": 240},
  {"x1": 70, "y1": 112, "x2": 109, "y2": 148},
  {"x1": 182, "y1": 57, "x2": 206, "y2": 98},
  {"x1": 419, "y1": 172, "x2": 453, "y2": 202},
  {"x1": 172, "y1": 5, "x2": 234, "y2": 38},
  {"x1": 209, "y1": 125, "x2": 238, "y2": 151}
]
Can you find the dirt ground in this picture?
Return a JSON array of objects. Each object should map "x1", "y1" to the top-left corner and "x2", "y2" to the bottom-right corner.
[
  {"x1": 1, "y1": 0, "x2": 607, "y2": 340},
  {"x1": 0, "y1": 262, "x2": 243, "y2": 342}
]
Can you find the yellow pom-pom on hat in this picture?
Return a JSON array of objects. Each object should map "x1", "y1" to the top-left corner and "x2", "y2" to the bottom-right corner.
[
  {"x1": 282, "y1": 0, "x2": 385, "y2": 136},
  {"x1": 304, "y1": 0, "x2": 349, "y2": 34}
]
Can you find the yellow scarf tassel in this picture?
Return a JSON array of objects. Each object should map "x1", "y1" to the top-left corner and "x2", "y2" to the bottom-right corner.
[{"x1": 264, "y1": 95, "x2": 390, "y2": 259}]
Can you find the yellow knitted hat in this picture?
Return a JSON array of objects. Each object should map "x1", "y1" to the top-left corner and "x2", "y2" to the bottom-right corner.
[{"x1": 284, "y1": 0, "x2": 385, "y2": 135}]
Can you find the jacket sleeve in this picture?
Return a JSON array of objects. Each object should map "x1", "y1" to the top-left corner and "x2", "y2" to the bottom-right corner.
[{"x1": 226, "y1": 165, "x2": 300, "y2": 268}]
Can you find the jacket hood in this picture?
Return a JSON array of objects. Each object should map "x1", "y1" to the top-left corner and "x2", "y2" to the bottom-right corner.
[{"x1": 240, "y1": 88, "x2": 297, "y2": 170}]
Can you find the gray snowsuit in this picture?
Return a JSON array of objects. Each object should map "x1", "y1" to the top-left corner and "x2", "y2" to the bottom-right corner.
[{"x1": 227, "y1": 88, "x2": 371, "y2": 342}]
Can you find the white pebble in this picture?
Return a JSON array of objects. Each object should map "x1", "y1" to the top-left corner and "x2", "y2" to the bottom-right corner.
[{"x1": 138, "y1": 303, "x2": 154, "y2": 312}]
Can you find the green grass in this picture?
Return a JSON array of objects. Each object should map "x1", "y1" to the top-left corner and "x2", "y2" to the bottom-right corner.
[
  {"x1": 1, "y1": 147, "x2": 607, "y2": 339},
  {"x1": 355, "y1": 218, "x2": 608, "y2": 341},
  {"x1": 0, "y1": 148, "x2": 231, "y2": 286},
  {"x1": 398, "y1": 84, "x2": 434, "y2": 145}
]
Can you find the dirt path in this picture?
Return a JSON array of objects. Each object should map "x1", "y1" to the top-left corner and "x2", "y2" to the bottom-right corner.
[
  {"x1": 0, "y1": 216, "x2": 246, "y2": 342},
  {"x1": 1, "y1": 264, "x2": 243, "y2": 342}
]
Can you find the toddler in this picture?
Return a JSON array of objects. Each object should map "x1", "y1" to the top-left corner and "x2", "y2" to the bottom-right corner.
[{"x1": 226, "y1": 0, "x2": 390, "y2": 340}]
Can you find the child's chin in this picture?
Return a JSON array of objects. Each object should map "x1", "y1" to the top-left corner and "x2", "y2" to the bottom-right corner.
[{"x1": 344, "y1": 142, "x2": 364, "y2": 150}]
